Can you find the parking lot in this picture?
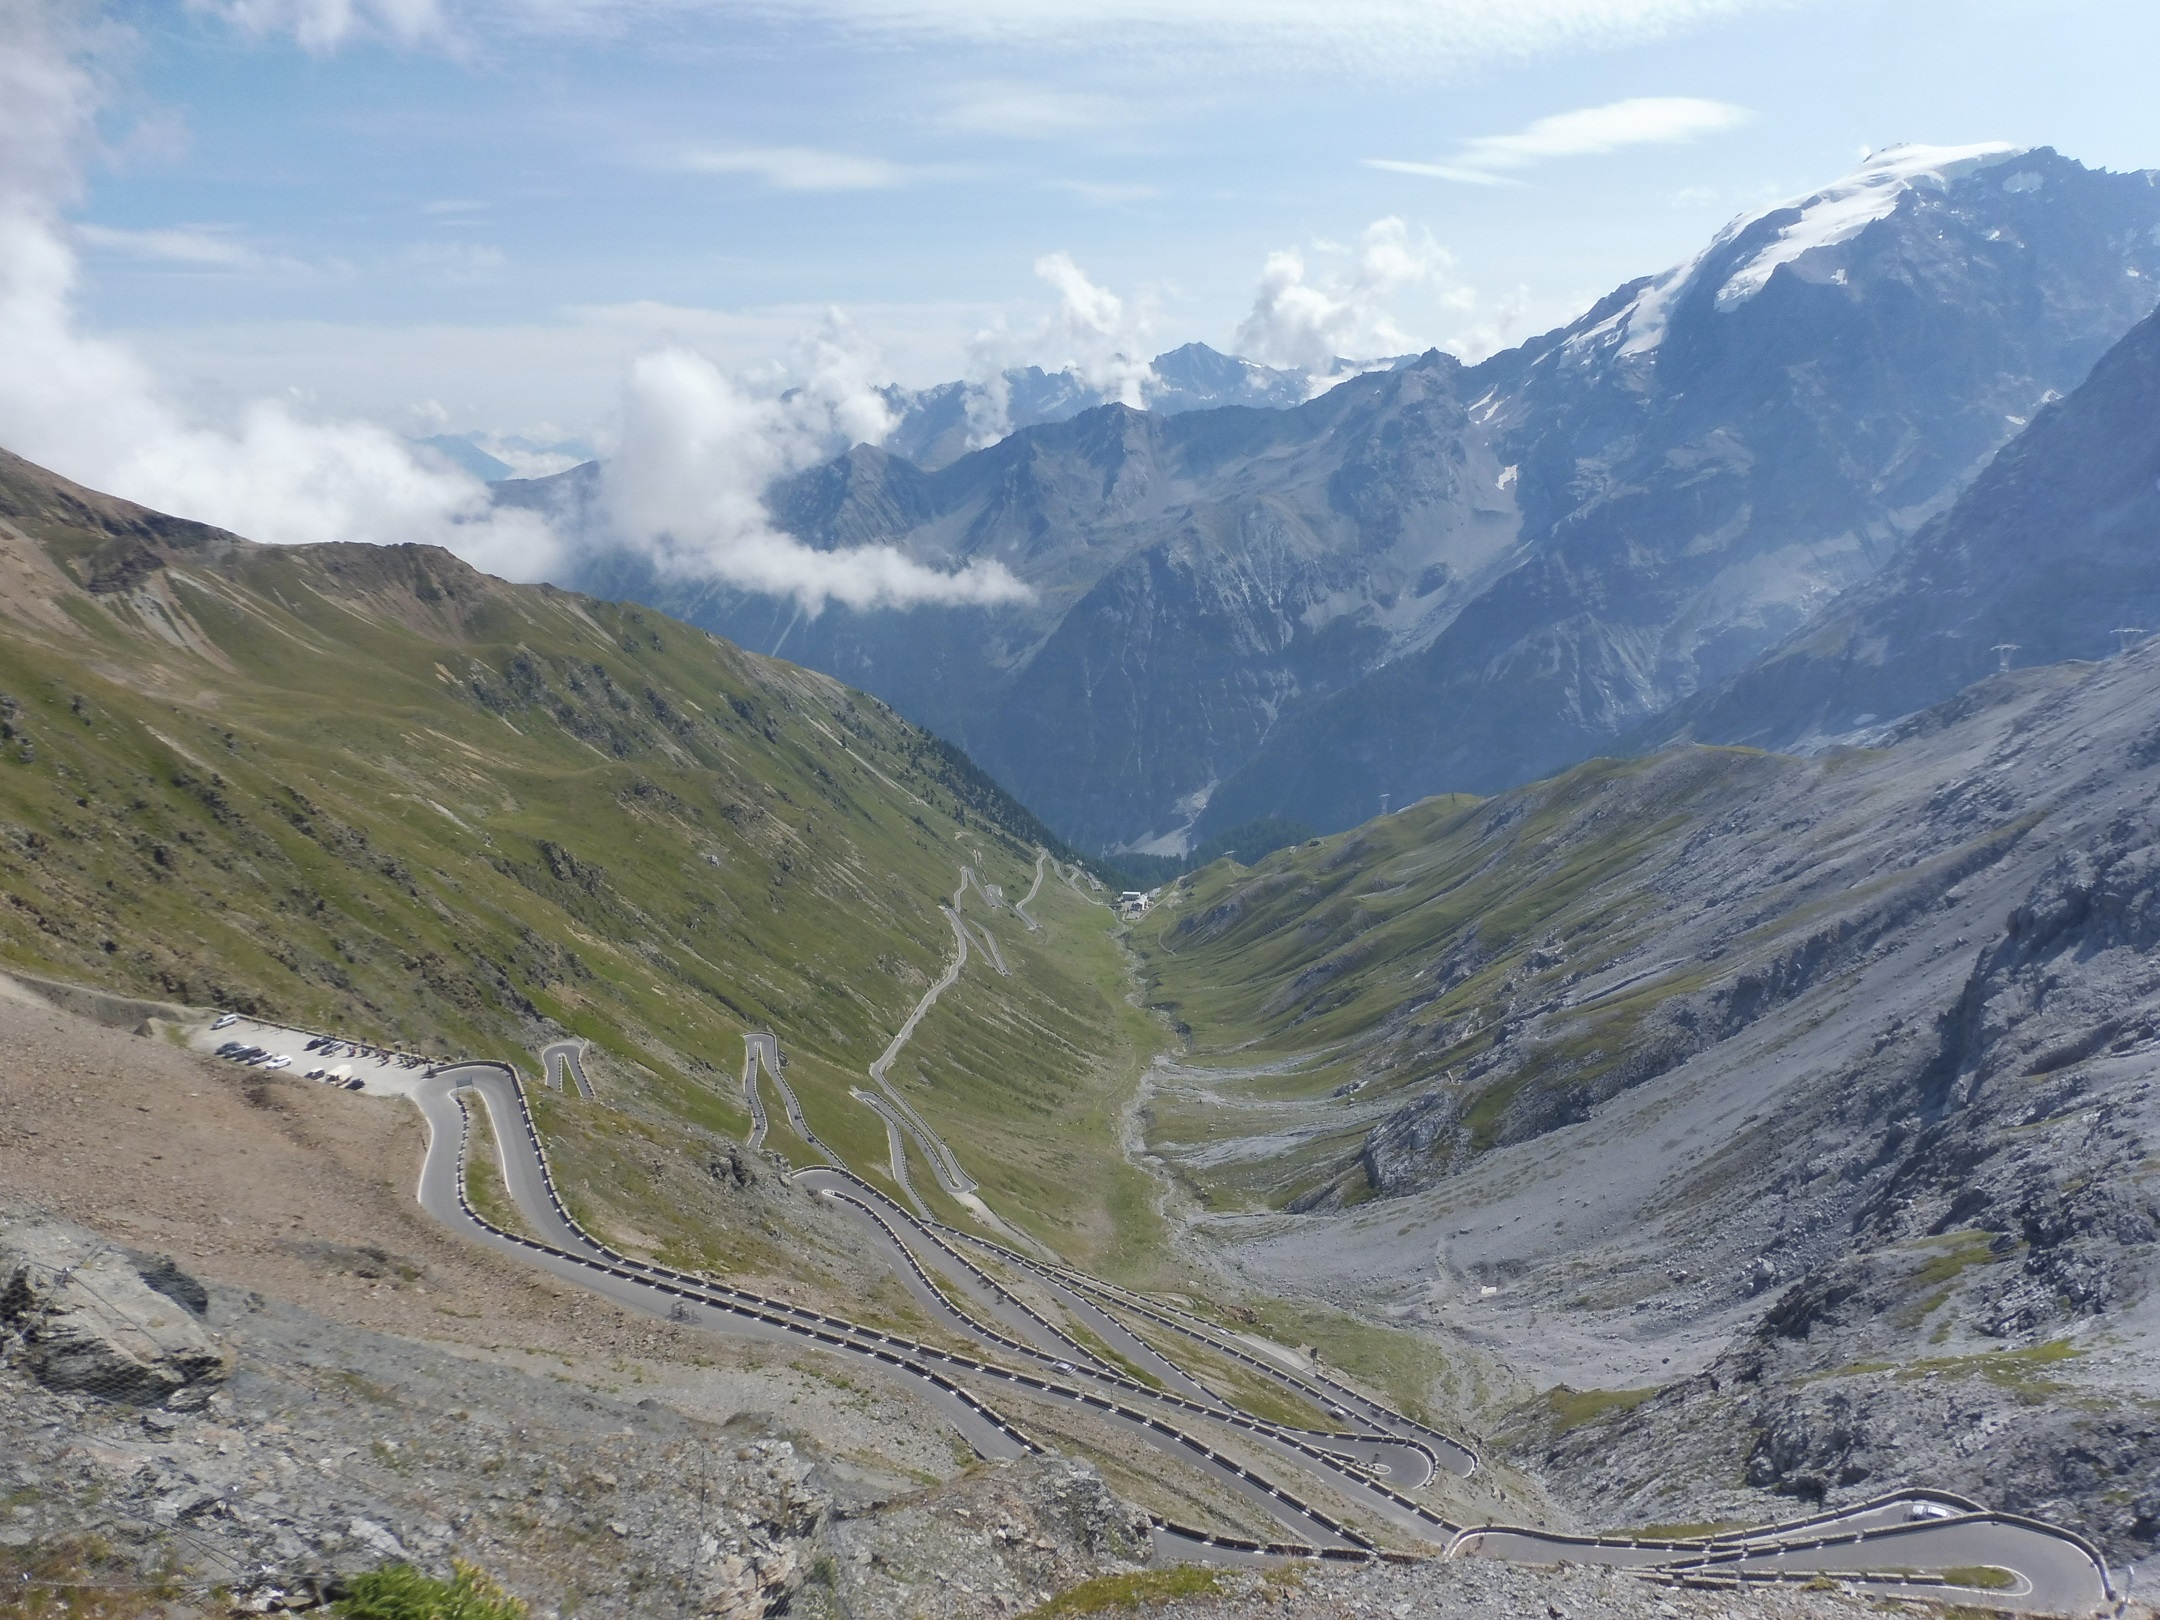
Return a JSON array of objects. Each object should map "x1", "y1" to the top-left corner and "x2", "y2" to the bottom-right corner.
[{"x1": 186, "y1": 1015, "x2": 440, "y2": 1098}]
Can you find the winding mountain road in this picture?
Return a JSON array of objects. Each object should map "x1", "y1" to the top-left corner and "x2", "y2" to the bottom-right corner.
[
  {"x1": 1013, "y1": 852, "x2": 1048, "y2": 931},
  {"x1": 368, "y1": 866, "x2": 2117, "y2": 1607}
]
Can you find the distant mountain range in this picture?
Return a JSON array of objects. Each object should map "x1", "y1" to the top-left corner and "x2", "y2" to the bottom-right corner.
[
  {"x1": 507, "y1": 145, "x2": 2160, "y2": 855},
  {"x1": 878, "y1": 342, "x2": 1389, "y2": 471}
]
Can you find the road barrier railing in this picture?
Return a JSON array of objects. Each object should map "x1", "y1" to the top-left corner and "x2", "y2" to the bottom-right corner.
[
  {"x1": 442, "y1": 1066, "x2": 1386, "y2": 1552},
  {"x1": 438, "y1": 1076, "x2": 1040, "y2": 1459},
  {"x1": 941, "y1": 1222, "x2": 1480, "y2": 1476},
  {"x1": 809, "y1": 1183, "x2": 1452, "y2": 1523}
]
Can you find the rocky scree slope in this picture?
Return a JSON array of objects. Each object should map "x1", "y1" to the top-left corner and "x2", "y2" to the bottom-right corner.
[
  {"x1": 1658, "y1": 297, "x2": 2160, "y2": 753},
  {"x1": 1134, "y1": 646, "x2": 2160, "y2": 1557},
  {"x1": 0, "y1": 988, "x2": 1164, "y2": 1620},
  {"x1": 521, "y1": 147, "x2": 2160, "y2": 854}
]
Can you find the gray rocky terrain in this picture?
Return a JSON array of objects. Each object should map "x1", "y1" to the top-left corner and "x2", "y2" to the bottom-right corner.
[
  {"x1": 1136, "y1": 637, "x2": 2160, "y2": 1564},
  {"x1": 0, "y1": 1218, "x2": 1157, "y2": 1619}
]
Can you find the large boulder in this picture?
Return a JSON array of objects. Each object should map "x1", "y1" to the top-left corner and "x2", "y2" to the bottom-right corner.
[{"x1": 0, "y1": 1219, "x2": 227, "y2": 1407}]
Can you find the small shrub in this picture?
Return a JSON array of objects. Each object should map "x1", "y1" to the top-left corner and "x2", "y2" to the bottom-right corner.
[
  {"x1": 336, "y1": 1561, "x2": 526, "y2": 1620},
  {"x1": 1020, "y1": 1567, "x2": 1220, "y2": 1619}
]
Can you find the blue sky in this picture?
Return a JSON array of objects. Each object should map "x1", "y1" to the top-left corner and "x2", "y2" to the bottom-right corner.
[
  {"x1": 56, "y1": 0, "x2": 2158, "y2": 446},
  {"x1": 0, "y1": 0, "x2": 2154, "y2": 603}
]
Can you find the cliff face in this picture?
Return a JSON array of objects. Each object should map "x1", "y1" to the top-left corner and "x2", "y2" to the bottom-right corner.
[{"x1": 1655, "y1": 301, "x2": 2160, "y2": 752}]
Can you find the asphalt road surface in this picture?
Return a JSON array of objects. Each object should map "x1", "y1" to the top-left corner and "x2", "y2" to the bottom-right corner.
[{"x1": 538, "y1": 1040, "x2": 595, "y2": 1099}]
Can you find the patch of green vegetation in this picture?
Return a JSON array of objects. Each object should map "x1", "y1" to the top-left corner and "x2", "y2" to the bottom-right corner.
[
  {"x1": 1532, "y1": 1384, "x2": 1659, "y2": 1434},
  {"x1": 337, "y1": 1561, "x2": 527, "y2": 1620},
  {"x1": 1019, "y1": 1567, "x2": 1220, "y2": 1619},
  {"x1": 1158, "y1": 1337, "x2": 1332, "y2": 1432},
  {"x1": 1126, "y1": 745, "x2": 1811, "y2": 1202},
  {"x1": 1058, "y1": 1320, "x2": 1163, "y2": 1391},
  {"x1": 1908, "y1": 1231, "x2": 2007, "y2": 1291},
  {"x1": 1896, "y1": 1340, "x2": 2084, "y2": 1400},
  {"x1": 1619, "y1": 1520, "x2": 1744, "y2": 1540},
  {"x1": 459, "y1": 1104, "x2": 528, "y2": 1239},
  {"x1": 1230, "y1": 1297, "x2": 1456, "y2": 1428},
  {"x1": 0, "y1": 1538, "x2": 187, "y2": 1620},
  {"x1": 1939, "y1": 1567, "x2": 2017, "y2": 1591}
]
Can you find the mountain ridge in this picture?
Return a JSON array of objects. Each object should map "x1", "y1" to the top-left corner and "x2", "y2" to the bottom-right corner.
[{"x1": 520, "y1": 146, "x2": 2160, "y2": 854}]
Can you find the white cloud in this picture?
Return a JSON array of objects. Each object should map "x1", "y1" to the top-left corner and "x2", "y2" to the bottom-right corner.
[
  {"x1": 76, "y1": 222, "x2": 269, "y2": 268},
  {"x1": 0, "y1": 0, "x2": 1020, "y2": 617},
  {"x1": 600, "y1": 326, "x2": 1031, "y2": 613},
  {"x1": 191, "y1": 0, "x2": 448, "y2": 52},
  {"x1": 938, "y1": 85, "x2": 1128, "y2": 139},
  {"x1": 671, "y1": 145, "x2": 910, "y2": 192},
  {"x1": 1368, "y1": 95, "x2": 1752, "y2": 184},
  {"x1": 1235, "y1": 217, "x2": 1465, "y2": 374},
  {"x1": 959, "y1": 253, "x2": 1157, "y2": 442},
  {"x1": 0, "y1": 0, "x2": 552, "y2": 578}
]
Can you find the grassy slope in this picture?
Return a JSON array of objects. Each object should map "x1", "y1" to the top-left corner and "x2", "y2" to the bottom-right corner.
[
  {"x1": 0, "y1": 448, "x2": 1152, "y2": 1283},
  {"x1": 1126, "y1": 749, "x2": 1805, "y2": 1209}
]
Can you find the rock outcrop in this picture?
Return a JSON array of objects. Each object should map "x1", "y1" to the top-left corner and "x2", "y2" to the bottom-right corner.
[{"x1": 0, "y1": 1218, "x2": 226, "y2": 1407}]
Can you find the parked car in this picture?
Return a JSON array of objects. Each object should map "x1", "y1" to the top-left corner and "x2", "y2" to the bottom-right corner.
[
  {"x1": 343, "y1": 1078, "x2": 366, "y2": 1091},
  {"x1": 260, "y1": 1055, "x2": 292, "y2": 1071},
  {"x1": 212, "y1": 1013, "x2": 238, "y2": 1031}
]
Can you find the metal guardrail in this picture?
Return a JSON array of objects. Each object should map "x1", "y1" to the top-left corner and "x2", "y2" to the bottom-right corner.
[{"x1": 444, "y1": 1067, "x2": 1383, "y2": 1551}]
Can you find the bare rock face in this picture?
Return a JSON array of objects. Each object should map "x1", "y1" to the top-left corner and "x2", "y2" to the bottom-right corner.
[
  {"x1": 694, "y1": 1440, "x2": 831, "y2": 1620},
  {"x1": 1025, "y1": 1458, "x2": 1152, "y2": 1560},
  {"x1": 0, "y1": 1218, "x2": 226, "y2": 1407}
]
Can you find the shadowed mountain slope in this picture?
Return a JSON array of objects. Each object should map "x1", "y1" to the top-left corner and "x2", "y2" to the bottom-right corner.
[
  {"x1": 1198, "y1": 147, "x2": 2160, "y2": 838},
  {"x1": 1652, "y1": 301, "x2": 2160, "y2": 752},
  {"x1": 519, "y1": 148, "x2": 2160, "y2": 854}
]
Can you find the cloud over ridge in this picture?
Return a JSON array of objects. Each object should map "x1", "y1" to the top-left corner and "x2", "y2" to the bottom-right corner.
[{"x1": 1368, "y1": 94, "x2": 1752, "y2": 184}]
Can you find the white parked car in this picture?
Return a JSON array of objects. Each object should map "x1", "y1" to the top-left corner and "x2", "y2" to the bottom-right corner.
[
  {"x1": 212, "y1": 1013, "x2": 239, "y2": 1030},
  {"x1": 260, "y1": 1055, "x2": 292, "y2": 1071}
]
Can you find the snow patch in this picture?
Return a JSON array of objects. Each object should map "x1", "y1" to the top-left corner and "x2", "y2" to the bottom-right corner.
[
  {"x1": 1714, "y1": 143, "x2": 2018, "y2": 310},
  {"x1": 1584, "y1": 142, "x2": 2022, "y2": 360}
]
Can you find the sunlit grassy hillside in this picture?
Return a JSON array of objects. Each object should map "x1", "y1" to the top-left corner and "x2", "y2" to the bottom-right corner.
[{"x1": 0, "y1": 447, "x2": 1154, "y2": 1269}]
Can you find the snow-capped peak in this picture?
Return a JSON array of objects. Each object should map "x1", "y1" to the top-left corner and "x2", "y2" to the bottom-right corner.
[
  {"x1": 1595, "y1": 141, "x2": 2023, "y2": 360},
  {"x1": 1713, "y1": 141, "x2": 2019, "y2": 308}
]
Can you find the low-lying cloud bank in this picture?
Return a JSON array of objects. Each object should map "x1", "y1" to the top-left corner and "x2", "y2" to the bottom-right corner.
[
  {"x1": 602, "y1": 338, "x2": 1029, "y2": 611},
  {"x1": 0, "y1": 0, "x2": 1035, "y2": 614},
  {"x1": 8, "y1": 0, "x2": 1564, "y2": 616}
]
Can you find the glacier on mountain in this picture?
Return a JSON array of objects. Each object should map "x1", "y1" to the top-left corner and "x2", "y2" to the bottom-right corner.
[{"x1": 1593, "y1": 142, "x2": 2023, "y2": 360}]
